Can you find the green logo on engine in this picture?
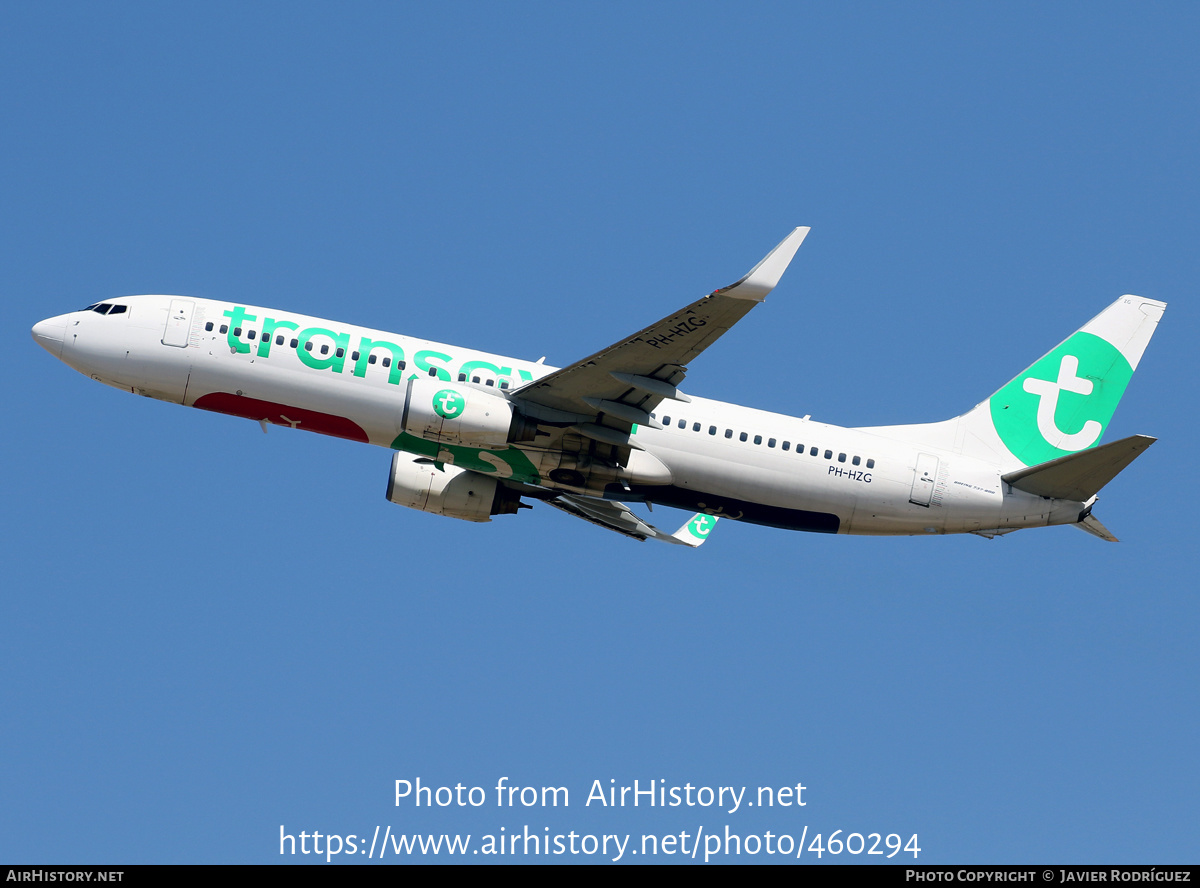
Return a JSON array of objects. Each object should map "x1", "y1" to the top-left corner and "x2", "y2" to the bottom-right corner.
[
  {"x1": 989, "y1": 331, "x2": 1132, "y2": 466},
  {"x1": 433, "y1": 389, "x2": 465, "y2": 420}
]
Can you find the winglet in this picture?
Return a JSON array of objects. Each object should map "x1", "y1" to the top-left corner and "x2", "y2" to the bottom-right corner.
[
  {"x1": 714, "y1": 227, "x2": 810, "y2": 302},
  {"x1": 670, "y1": 513, "x2": 719, "y2": 547}
]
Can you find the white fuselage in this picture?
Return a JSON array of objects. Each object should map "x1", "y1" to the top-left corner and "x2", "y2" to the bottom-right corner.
[{"x1": 33, "y1": 295, "x2": 1085, "y2": 537}]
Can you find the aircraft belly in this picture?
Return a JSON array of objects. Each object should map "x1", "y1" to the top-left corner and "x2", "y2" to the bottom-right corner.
[
  {"x1": 634, "y1": 484, "x2": 841, "y2": 533},
  {"x1": 642, "y1": 445, "x2": 845, "y2": 532},
  {"x1": 185, "y1": 352, "x2": 402, "y2": 445}
]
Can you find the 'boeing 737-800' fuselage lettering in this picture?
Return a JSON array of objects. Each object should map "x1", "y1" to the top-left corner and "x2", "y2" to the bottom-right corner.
[{"x1": 31, "y1": 230, "x2": 1165, "y2": 545}]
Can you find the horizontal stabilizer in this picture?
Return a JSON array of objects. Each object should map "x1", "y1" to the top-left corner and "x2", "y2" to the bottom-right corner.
[
  {"x1": 546, "y1": 494, "x2": 718, "y2": 546},
  {"x1": 1074, "y1": 513, "x2": 1119, "y2": 542},
  {"x1": 1002, "y1": 434, "x2": 1155, "y2": 501},
  {"x1": 670, "y1": 513, "x2": 719, "y2": 547}
]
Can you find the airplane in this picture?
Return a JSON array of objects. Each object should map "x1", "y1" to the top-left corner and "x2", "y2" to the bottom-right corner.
[{"x1": 31, "y1": 227, "x2": 1165, "y2": 546}]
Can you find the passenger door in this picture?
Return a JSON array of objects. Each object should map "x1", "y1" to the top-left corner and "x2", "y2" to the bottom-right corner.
[
  {"x1": 162, "y1": 299, "x2": 195, "y2": 348},
  {"x1": 909, "y1": 453, "x2": 939, "y2": 507}
]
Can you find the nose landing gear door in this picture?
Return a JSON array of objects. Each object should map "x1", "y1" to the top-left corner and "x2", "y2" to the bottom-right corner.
[{"x1": 162, "y1": 299, "x2": 195, "y2": 348}]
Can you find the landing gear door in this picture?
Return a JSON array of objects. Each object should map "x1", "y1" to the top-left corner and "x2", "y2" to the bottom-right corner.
[
  {"x1": 162, "y1": 299, "x2": 195, "y2": 348},
  {"x1": 909, "y1": 452, "x2": 939, "y2": 507}
]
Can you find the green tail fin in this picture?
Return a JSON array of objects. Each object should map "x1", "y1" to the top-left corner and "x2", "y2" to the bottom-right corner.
[
  {"x1": 856, "y1": 295, "x2": 1166, "y2": 471},
  {"x1": 985, "y1": 296, "x2": 1165, "y2": 466}
]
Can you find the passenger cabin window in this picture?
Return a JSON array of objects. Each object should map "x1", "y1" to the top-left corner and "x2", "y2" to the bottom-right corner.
[
  {"x1": 500, "y1": 380, "x2": 510, "y2": 391},
  {"x1": 458, "y1": 373, "x2": 467, "y2": 382},
  {"x1": 220, "y1": 325, "x2": 228, "y2": 334},
  {"x1": 289, "y1": 338, "x2": 298, "y2": 348},
  {"x1": 838, "y1": 452, "x2": 846, "y2": 463},
  {"x1": 708, "y1": 425, "x2": 716, "y2": 435},
  {"x1": 662, "y1": 416, "x2": 671, "y2": 425},
  {"x1": 678, "y1": 419, "x2": 686, "y2": 429},
  {"x1": 739, "y1": 432, "x2": 748, "y2": 442},
  {"x1": 277, "y1": 335, "x2": 285, "y2": 345},
  {"x1": 234, "y1": 327, "x2": 242, "y2": 337},
  {"x1": 753, "y1": 435, "x2": 762, "y2": 445},
  {"x1": 810, "y1": 447, "x2": 818, "y2": 456},
  {"x1": 782, "y1": 441, "x2": 790, "y2": 451},
  {"x1": 304, "y1": 342, "x2": 313, "y2": 351},
  {"x1": 768, "y1": 438, "x2": 776, "y2": 448},
  {"x1": 852, "y1": 456, "x2": 861, "y2": 466},
  {"x1": 725, "y1": 429, "x2": 733, "y2": 439},
  {"x1": 351, "y1": 351, "x2": 360, "y2": 361},
  {"x1": 866, "y1": 459, "x2": 875, "y2": 469},
  {"x1": 335, "y1": 347, "x2": 344, "y2": 358},
  {"x1": 824, "y1": 449, "x2": 833, "y2": 459},
  {"x1": 205, "y1": 322, "x2": 214, "y2": 332},
  {"x1": 368, "y1": 354, "x2": 377, "y2": 364},
  {"x1": 247, "y1": 330, "x2": 256, "y2": 340},
  {"x1": 382, "y1": 357, "x2": 392, "y2": 368}
]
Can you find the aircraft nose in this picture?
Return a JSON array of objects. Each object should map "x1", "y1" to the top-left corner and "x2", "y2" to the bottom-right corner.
[{"x1": 32, "y1": 314, "x2": 68, "y2": 359}]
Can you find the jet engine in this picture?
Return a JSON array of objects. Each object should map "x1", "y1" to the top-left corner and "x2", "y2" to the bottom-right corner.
[
  {"x1": 385, "y1": 452, "x2": 523, "y2": 522},
  {"x1": 401, "y1": 378, "x2": 538, "y2": 449}
]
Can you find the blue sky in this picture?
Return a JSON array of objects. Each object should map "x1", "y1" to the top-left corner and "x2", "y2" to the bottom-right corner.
[{"x1": 2, "y1": 2, "x2": 1197, "y2": 864}]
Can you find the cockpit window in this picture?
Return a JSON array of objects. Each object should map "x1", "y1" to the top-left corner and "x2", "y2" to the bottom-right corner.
[{"x1": 83, "y1": 303, "x2": 127, "y2": 315}]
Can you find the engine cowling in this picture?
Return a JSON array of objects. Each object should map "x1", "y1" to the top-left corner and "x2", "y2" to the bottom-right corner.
[
  {"x1": 401, "y1": 378, "x2": 536, "y2": 449},
  {"x1": 385, "y1": 452, "x2": 522, "y2": 522}
]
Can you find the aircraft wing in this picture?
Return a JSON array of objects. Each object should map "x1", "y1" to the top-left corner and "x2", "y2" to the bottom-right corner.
[
  {"x1": 513, "y1": 228, "x2": 809, "y2": 446},
  {"x1": 545, "y1": 494, "x2": 719, "y2": 546}
]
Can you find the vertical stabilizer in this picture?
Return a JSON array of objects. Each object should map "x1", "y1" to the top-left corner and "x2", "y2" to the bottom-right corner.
[{"x1": 858, "y1": 296, "x2": 1166, "y2": 470}]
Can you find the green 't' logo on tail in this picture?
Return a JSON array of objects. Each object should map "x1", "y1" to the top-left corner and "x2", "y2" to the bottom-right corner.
[{"x1": 989, "y1": 331, "x2": 1133, "y2": 466}]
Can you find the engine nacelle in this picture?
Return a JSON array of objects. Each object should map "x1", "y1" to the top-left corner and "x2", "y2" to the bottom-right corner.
[
  {"x1": 401, "y1": 378, "x2": 536, "y2": 449},
  {"x1": 385, "y1": 452, "x2": 522, "y2": 522}
]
